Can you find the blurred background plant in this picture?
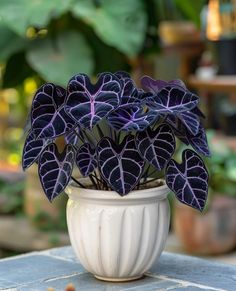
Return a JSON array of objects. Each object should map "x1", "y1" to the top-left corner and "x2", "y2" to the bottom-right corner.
[
  {"x1": 0, "y1": 0, "x2": 235, "y2": 261},
  {"x1": 207, "y1": 130, "x2": 236, "y2": 198}
]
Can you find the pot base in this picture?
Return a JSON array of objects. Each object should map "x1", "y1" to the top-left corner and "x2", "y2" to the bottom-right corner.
[{"x1": 94, "y1": 274, "x2": 143, "y2": 282}]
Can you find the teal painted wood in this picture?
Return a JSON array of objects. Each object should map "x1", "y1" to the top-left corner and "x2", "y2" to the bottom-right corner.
[{"x1": 0, "y1": 247, "x2": 235, "y2": 290}]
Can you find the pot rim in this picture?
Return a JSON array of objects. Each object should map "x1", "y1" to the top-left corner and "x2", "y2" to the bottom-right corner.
[{"x1": 66, "y1": 181, "x2": 170, "y2": 203}]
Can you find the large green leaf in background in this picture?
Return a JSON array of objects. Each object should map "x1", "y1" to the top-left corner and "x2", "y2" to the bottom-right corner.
[
  {"x1": 0, "y1": 25, "x2": 27, "y2": 62},
  {"x1": 0, "y1": 0, "x2": 74, "y2": 36},
  {"x1": 26, "y1": 31, "x2": 94, "y2": 86},
  {"x1": 72, "y1": 0, "x2": 147, "y2": 57}
]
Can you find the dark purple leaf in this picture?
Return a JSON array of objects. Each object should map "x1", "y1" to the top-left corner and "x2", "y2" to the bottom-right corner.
[
  {"x1": 22, "y1": 131, "x2": 50, "y2": 170},
  {"x1": 192, "y1": 106, "x2": 205, "y2": 119},
  {"x1": 171, "y1": 125, "x2": 190, "y2": 145},
  {"x1": 166, "y1": 149, "x2": 209, "y2": 211},
  {"x1": 76, "y1": 143, "x2": 97, "y2": 177},
  {"x1": 168, "y1": 116, "x2": 210, "y2": 157},
  {"x1": 31, "y1": 83, "x2": 75, "y2": 139},
  {"x1": 141, "y1": 76, "x2": 186, "y2": 93},
  {"x1": 147, "y1": 86, "x2": 199, "y2": 114},
  {"x1": 38, "y1": 143, "x2": 75, "y2": 202},
  {"x1": 114, "y1": 71, "x2": 131, "y2": 81},
  {"x1": 187, "y1": 124, "x2": 211, "y2": 157},
  {"x1": 136, "y1": 125, "x2": 175, "y2": 171},
  {"x1": 97, "y1": 135, "x2": 145, "y2": 195},
  {"x1": 178, "y1": 111, "x2": 200, "y2": 136},
  {"x1": 65, "y1": 127, "x2": 80, "y2": 145},
  {"x1": 65, "y1": 73, "x2": 121, "y2": 129},
  {"x1": 166, "y1": 111, "x2": 200, "y2": 136},
  {"x1": 107, "y1": 105, "x2": 157, "y2": 132},
  {"x1": 114, "y1": 71, "x2": 142, "y2": 105}
]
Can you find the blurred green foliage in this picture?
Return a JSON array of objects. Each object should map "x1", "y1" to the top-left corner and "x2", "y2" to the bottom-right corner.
[
  {"x1": 156, "y1": 0, "x2": 205, "y2": 27},
  {"x1": 0, "y1": 178, "x2": 24, "y2": 214},
  {"x1": 0, "y1": 0, "x2": 204, "y2": 87},
  {"x1": 206, "y1": 131, "x2": 236, "y2": 197}
]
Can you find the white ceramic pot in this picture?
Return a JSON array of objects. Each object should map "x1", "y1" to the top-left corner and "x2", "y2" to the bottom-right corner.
[{"x1": 66, "y1": 184, "x2": 170, "y2": 282}]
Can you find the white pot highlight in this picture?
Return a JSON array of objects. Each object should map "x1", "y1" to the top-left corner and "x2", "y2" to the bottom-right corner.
[{"x1": 66, "y1": 184, "x2": 170, "y2": 282}]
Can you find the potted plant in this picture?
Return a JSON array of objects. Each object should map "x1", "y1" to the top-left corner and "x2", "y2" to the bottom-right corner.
[
  {"x1": 22, "y1": 72, "x2": 210, "y2": 281},
  {"x1": 174, "y1": 131, "x2": 236, "y2": 255}
]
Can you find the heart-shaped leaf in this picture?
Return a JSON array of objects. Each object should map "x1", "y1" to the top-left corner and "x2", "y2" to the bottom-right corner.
[
  {"x1": 169, "y1": 120, "x2": 210, "y2": 157},
  {"x1": 136, "y1": 125, "x2": 175, "y2": 171},
  {"x1": 114, "y1": 71, "x2": 131, "y2": 81},
  {"x1": 97, "y1": 135, "x2": 145, "y2": 195},
  {"x1": 147, "y1": 86, "x2": 199, "y2": 114},
  {"x1": 141, "y1": 76, "x2": 186, "y2": 93},
  {"x1": 166, "y1": 149, "x2": 209, "y2": 211},
  {"x1": 22, "y1": 131, "x2": 50, "y2": 171},
  {"x1": 76, "y1": 143, "x2": 97, "y2": 176},
  {"x1": 38, "y1": 143, "x2": 75, "y2": 202},
  {"x1": 115, "y1": 71, "x2": 138, "y2": 99},
  {"x1": 31, "y1": 83, "x2": 75, "y2": 139},
  {"x1": 187, "y1": 124, "x2": 211, "y2": 157},
  {"x1": 171, "y1": 124, "x2": 190, "y2": 145},
  {"x1": 166, "y1": 110, "x2": 200, "y2": 136},
  {"x1": 115, "y1": 71, "x2": 149, "y2": 105},
  {"x1": 65, "y1": 73, "x2": 121, "y2": 129},
  {"x1": 107, "y1": 105, "x2": 157, "y2": 132}
]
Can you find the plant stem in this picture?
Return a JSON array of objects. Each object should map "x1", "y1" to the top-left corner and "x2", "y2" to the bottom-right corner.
[
  {"x1": 142, "y1": 164, "x2": 150, "y2": 181},
  {"x1": 139, "y1": 176, "x2": 161, "y2": 187},
  {"x1": 146, "y1": 169, "x2": 158, "y2": 178},
  {"x1": 117, "y1": 130, "x2": 121, "y2": 144},
  {"x1": 89, "y1": 174, "x2": 98, "y2": 189},
  {"x1": 96, "y1": 124, "x2": 104, "y2": 139},
  {"x1": 73, "y1": 128, "x2": 84, "y2": 143},
  {"x1": 71, "y1": 176, "x2": 86, "y2": 188},
  {"x1": 109, "y1": 126, "x2": 114, "y2": 140},
  {"x1": 91, "y1": 173, "x2": 103, "y2": 184},
  {"x1": 83, "y1": 130, "x2": 96, "y2": 145}
]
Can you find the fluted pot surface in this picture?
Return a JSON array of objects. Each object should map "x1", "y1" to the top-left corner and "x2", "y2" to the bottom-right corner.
[{"x1": 66, "y1": 184, "x2": 170, "y2": 282}]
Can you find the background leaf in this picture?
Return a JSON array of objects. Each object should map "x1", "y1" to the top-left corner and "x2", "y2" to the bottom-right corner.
[
  {"x1": 72, "y1": 0, "x2": 147, "y2": 56},
  {"x1": 26, "y1": 31, "x2": 94, "y2": 86},
  {"x1": 0, "y1": 0, "x2": 74, "y2": 36},
  {"x1": 0, "y1": 25, "x2": 27, "y2": 63},
  {"x1": 2, "y1": 52, "x2": 35, "y2": 88},
  {"x1": 175, "y1": 0, "x2": 205, "y2": 27}
]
